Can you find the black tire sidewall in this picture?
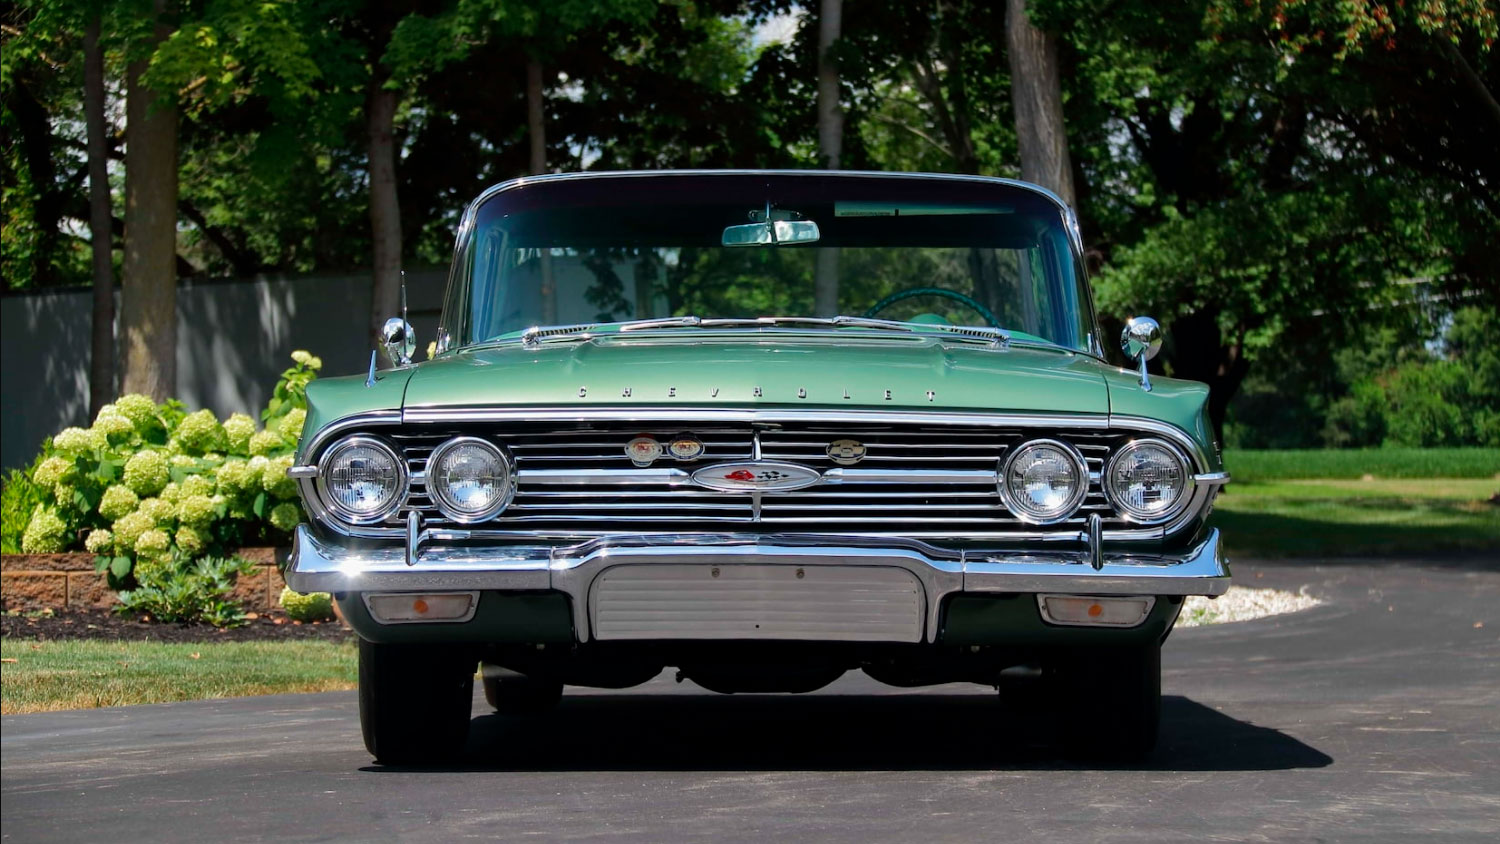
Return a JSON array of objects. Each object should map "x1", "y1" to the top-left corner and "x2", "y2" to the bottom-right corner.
[{"x1": 359, "y1": 639, "x2": 475, "y2": 765}]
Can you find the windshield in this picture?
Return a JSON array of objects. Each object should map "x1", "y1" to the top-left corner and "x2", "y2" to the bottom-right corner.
[{"x1": 438, "y1": 173, "x2": 1095, "y2": 353}]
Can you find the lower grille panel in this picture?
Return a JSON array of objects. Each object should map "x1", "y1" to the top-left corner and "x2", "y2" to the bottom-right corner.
[{"x1": 590, "y1": 564, "x2": 925, "y2": 642}]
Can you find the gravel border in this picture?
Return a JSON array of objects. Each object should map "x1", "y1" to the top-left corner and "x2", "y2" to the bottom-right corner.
[{"x1": 1177, "y1": 586, "x2": 1322, "y2": 627}]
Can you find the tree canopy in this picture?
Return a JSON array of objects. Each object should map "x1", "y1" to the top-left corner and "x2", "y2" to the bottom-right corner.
[{"x1": 1, "y1": 0, "x2": 1496, "y2": 445}]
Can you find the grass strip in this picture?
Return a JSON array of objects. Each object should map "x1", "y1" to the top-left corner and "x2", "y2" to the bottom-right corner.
[
  {"x1": 1209, "y1": 479, "x2": 1499, "y2": 558},
  {"x1": 1224, "y1": 448, "x2": 1500, "y2": 482},
  {"x1": 0, "y1": 638, "x2": 356, "y2": 715}
]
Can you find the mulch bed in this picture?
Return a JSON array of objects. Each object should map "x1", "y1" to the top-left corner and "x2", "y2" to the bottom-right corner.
[{"x1": 1, "y1": 608, "x2": 354, "y2": 643}]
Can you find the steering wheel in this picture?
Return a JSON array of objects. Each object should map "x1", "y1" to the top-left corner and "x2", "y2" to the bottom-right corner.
[{"x1": 863, "y1": 287, "x2": 1003, "y2": 329}]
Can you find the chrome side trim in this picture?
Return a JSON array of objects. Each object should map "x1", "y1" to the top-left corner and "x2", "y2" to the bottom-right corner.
[
  {"x1": 299, "y1": 410, "x2": 403, "y2": 462},
  {"x1": 1193, "y1": 471, "x2": 1231, "y2": 484},
  {"x1": 521, "y1": 467, "x2": 693, "y2": 486},
  {"x1": 1106, "y1": 414, "x2": 1210, "y2": 469},
  {"x1": 820, "y1": 467, "x2": 996, "y2": 485},
  {"x1": 286, "y1": 525, "x2": 1230, "y2": 641}
]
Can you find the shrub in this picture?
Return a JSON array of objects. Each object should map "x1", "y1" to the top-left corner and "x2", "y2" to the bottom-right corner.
[
  {"x1": 117, "y1": 556, "x2": 258, "y2": 627},
  {"x1": 21, "y1": 507, "x2": 69, "y2": 553},
  {"x1": 98, "y1": 485, "x2": 140, "y2": 521},
  {"x1": 122, "y1": 450, "x2": 170, "y2": 496},
  {"x1": 280, "y1": 587, "x2": 335, "y2": 622},
  {"x1": 5, "y1": 351, "x2": 321, "y2": 608},
  {"x1": 174, "y1": 409, "x2": 228, "y2": 454},
  {"x1": 0, "y1": 459, "x2": 46, "y2": 554}
]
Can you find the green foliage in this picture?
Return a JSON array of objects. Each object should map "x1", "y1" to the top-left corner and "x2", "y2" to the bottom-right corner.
[
  {"x1": 1318, "y1": 307, "x2": 1500, "y2": 448},
  {"x1": 279, "y1": 587, "x2": 335, "y2": 622},
  {"x1": 116, "y1": 555, "x2": 259, "y2": 627},
  {"x1": 1, "y1": 457, "x2": 48, "y2": 554},
  {"x1": 5, "y1": 352, "x2": 321, "y2": 604},
  {"x1": 261, "y1": 351, "x2": 321, "y2": 424},
  {"x1": 1205, "y1": 0, "x2": 1498, "y2": 60},
  {"x1": 1225, "y1": 448, "x2": 1500, "y2": 482}
]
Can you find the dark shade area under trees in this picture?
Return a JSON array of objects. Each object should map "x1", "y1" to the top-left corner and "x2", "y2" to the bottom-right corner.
[{"x1": 2, "y1": 0, "x2": 1497, "y2": 448}]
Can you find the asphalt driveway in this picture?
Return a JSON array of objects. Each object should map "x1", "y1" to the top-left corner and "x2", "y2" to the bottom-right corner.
[{"x1": 3, "y1": 558, "x2": 1497, "y2": 842}]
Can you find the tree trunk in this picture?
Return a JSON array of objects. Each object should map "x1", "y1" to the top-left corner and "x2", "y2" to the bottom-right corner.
[
  {"x1": 85, "y1": 17, "x2": 115, "y2": 414},
  {"x1": 366, "y1": 71, "x2": 402, "y2": 344},
  {"x1": 120, "y1": 0, "x2": 178, "y2": 400},
  {"x1": 1005, "y1": 0, "x2": 1075, "y2": 207},
  {"x1": 527, "y1": 58, "x2": 547, "y2": 175},
  {"x1": 1164, "y1": 311, "x2": 1249, "y2": 445},
  {"x1": 813, "y1": 0, "x2": 843, "y2": 317},
  {"x1": 528, "y1": 56, "x2": 557, "y2": 323}
]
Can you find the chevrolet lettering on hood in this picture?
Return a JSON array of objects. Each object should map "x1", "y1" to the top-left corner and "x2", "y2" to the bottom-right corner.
[{"x1": 285, "y1": 170, "x2": 1232, "y2": 766}]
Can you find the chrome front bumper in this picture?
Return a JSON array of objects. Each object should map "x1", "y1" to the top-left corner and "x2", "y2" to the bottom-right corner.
[{"x1": 287, "y1": 526, "x2": 1229, "y2": 643}]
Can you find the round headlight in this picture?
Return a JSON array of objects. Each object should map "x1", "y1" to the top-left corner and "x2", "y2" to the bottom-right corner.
[
  {"x1": 428, "y1": 437, "x2": 513, "y2": 523},
  {"x1": 1105, "y1": 439, "x2": 1192, "y2": 523},
  {"x1": 1000, "y1": 439, "x2": 1088, "y2": 524},
  {"x1": 318, "y1": 436, "x2": 406, "y2": 524}
]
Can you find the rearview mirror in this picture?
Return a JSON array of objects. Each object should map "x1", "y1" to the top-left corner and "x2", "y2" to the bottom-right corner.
[{"x1": 722, "y1": 219, "x2": 821, "y2": 247}]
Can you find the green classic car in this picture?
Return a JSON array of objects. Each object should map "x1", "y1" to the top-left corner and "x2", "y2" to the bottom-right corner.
[{"x1": 286, "y1": 170, "x2": 1230, "y2": 763}]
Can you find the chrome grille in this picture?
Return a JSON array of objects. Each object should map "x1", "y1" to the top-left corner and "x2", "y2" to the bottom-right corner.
[{"x1": 389, "y1": 421, "x2": 1133, "y2": 539}]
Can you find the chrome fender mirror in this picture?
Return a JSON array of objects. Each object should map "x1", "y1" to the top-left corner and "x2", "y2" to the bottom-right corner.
[
  {"x1": 381, "y1": 317, "x2": 416, "y2": 367},
  {"x1": 1120, "y1": 316, "x2": 1162, "y2": 392}
]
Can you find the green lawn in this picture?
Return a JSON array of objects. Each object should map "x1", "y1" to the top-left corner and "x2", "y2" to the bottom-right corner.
[
  {"x1": 1209, "y1": 476, "x2": 1499, "y2": 558},
  {"x1": 1224, "y1": 447, "x2": 1500, "y2": 482},
  {"x1": 0, "y1": 639, "x2": 357, "y2": 714}
]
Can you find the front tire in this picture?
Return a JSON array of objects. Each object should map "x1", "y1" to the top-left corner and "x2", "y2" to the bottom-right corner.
[
  {"x1": 359, "y1": 639, "x2": 474, "y2": 765},
  {"x1": 1053, "y1": 643, "x2": 1161, "y2": 761}
]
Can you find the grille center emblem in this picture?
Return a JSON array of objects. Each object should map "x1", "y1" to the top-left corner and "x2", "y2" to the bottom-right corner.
[
  {"x1": 827, "y1": 439, "x2": 866, "y2": 465},
  {"x1": 691, "y1": 461, "x2": 823, "y2": 492}
]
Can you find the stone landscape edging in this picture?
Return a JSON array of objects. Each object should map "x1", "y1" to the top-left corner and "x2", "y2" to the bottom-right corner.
[{"x1": 0, "y1": 548, "x2": 290, "y2": 612}]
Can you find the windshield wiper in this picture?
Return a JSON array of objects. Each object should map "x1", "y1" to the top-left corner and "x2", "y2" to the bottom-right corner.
[
  {"x1": 516, "y1": 318, "x2": 695, "y2": 348},
  {"x1": 511, "y1": 314, "x2": 1013, "y2": 350},
  {"x1": 619, "y1": 314, "x2": 1011, "y2": 348}
]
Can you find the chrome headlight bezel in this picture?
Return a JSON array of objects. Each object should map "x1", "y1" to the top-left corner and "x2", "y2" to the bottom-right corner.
[
  {"x1": 1104, "y1": 438, "x2": 1194, "y2": 524},
  {"x1": 426, "y1": 436, "x2": 515, "y2": 524},
  {"x1": 998, "y1": 438, "x2": 1089, "y2": 525},
  {"x1": 314, "y1": 435, "x2": 408, "y2": 525}
]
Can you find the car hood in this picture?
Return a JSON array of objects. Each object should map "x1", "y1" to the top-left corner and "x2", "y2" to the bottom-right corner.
[{"x1": 400, "y1": 336, "x2": 1112, "y2": 416}]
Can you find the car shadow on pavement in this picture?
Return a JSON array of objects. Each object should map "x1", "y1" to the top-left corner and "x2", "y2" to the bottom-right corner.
[{"x1": 365, "y1": 693, "x2": 1331, "y2": 773}]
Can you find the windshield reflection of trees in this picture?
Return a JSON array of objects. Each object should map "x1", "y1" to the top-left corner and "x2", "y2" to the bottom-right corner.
[{"x1": 577, "y1": 245, "x2": 1037, "y2": 331}]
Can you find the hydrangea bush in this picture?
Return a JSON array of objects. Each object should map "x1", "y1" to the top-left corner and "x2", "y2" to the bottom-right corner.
[{"x1": 14, "y1": 353, "x2": 323, "y2": 600}]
